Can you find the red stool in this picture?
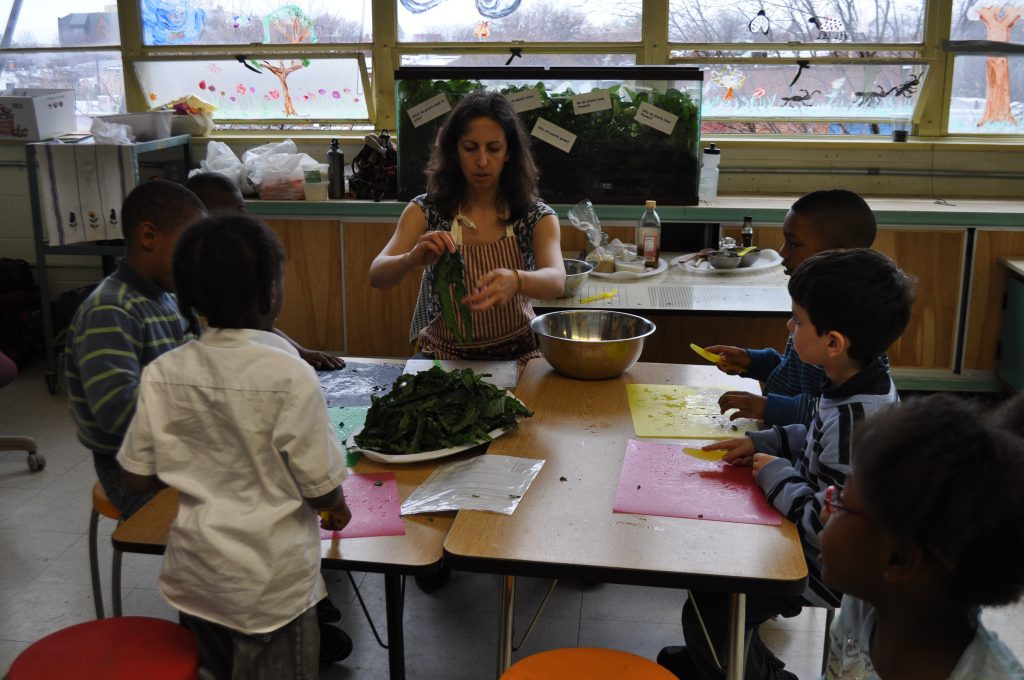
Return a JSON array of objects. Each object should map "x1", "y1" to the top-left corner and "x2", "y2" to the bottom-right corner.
[
  {"x1": 8, "y1": 616, "x2": 199, "y2": 680},
  {"x1": 500, "y1": 648, "x2": 677, "y2": 679}
]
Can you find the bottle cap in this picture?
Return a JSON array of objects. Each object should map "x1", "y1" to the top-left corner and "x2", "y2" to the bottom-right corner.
[
  {"x1": 704, "y1": 143, "x2": 721, "y2": 155},
  {"x1": 743, "y1": 215, "x2": 753, "y2": 221},
  {"x1": 645, "y1": 200, "x2": 656, "y2": 210}
]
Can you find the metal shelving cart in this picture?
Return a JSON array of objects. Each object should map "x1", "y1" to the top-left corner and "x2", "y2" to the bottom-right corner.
[{"x1": 27, "y1": 134, "x2": 192, "y2": 393}]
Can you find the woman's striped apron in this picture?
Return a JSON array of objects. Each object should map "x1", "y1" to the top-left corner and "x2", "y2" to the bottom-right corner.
[{"x1": 419, "y1": 220, "x2": 539, "y2": 365}]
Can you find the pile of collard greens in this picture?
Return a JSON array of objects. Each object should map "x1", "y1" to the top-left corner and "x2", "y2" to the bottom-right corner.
[{"x1": 353, "y1": 366, "x2": 532, "y2": 454}]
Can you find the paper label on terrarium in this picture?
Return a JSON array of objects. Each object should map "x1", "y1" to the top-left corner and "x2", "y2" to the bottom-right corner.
[
  {"x1": 507, "y1": 88, "x2": 543, "y2": 114},
  {"x1": 635, "y1": 102, "x2": 678, "y2": 135},
  {"x1": 531, "y1": 118, "x2": 577, "y2": 153},
  {"x1": 571, "y1": 90, "x2": 612, "y2": 115},
  {"x1": 406, "y1": 93, "x2": 452, "y2": 128}
]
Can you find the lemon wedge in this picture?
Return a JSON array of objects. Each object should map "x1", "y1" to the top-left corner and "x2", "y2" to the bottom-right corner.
[
  {"x1": 683, "y1": 447, "x2": 727, "y2": 461},
  {"x1": 689, "y1": 343, "x2": 722, "y2": 364}
]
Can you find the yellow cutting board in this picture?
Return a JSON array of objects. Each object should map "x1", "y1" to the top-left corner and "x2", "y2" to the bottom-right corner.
[{"x1": 626, "y1": 384, "x2": 759, "y2": 439}]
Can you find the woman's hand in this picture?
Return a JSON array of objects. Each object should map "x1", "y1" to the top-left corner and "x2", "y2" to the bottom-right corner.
[
  {"x1": 407, "y1": 231, "x2": 456, "y2": 268},
  {"x1": 463, "y1": 268, "x2": 519, "y2": 312},
  {"x1": 711, "y1": 437, "x2": 756, "y2": 467}
]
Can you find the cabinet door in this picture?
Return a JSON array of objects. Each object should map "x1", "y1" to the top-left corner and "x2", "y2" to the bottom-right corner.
[
  {"x1": 264, "y1": 219, "x2": 345, "y2": 352},
  {"x1": 964, "y1": 230, "x2": 1024, "y2": 371},
  {"x1": 998, "y1": 276, "x2": 1024, "y2": 390},
  {"x1": 747, "y1": 226, "x2": 964, "y2": 370},
  {"x1": 343, "y1": 222, "x2": 420, "y2": 357}
]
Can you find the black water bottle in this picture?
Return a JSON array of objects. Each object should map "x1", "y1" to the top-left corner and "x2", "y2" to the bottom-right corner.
[{"x1": 327, "y1": 138, "x2": 345, "y2": 199}]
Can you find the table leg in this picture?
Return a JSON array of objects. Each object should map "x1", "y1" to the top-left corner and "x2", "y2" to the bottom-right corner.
[
  {"x1": 385, "y1": 572, "x2": 405, "y2": 680},
  {"x1": 726, "y1": 592, "x2": 746, "y2": 680},
  {"x1": 497, "y1": 574, "x2": 516, "y2": 679}
]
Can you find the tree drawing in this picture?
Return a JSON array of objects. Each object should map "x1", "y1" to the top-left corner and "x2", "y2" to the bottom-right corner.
[
  {"x1": 974, "y1": 6, "x2": 1022, "y2": 126},
  {"x1": 249, "y1": 5, "x2": 318, "y2": 116}
]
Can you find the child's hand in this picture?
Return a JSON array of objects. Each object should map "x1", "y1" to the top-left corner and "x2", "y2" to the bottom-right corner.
[
  {"x1": 751, "y1": 453, "x2": 778, "y2": 479},
  {"x1": 319, "y1": 498, "x2": 352, "y2": 532},
  {"x1": 704, "y1": 345, "x2": 751, "y2": 375},
  {"x1": 718, "y1": 391, "x2": 767, "y2": 421},
  {"x1": 709, "y1": 437, "x2": 755, "y2": 466},
  {"x1": 298, "y1": 347, "x2": 345, "y2": 370}
]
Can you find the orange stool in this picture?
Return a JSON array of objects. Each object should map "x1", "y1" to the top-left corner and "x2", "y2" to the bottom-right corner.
[
  {"x1": 89, "y1": 481, "x2": 123, "y2": 618},
  {"x1": 500, "y1": 648, "x2": 677, "y2": 679},
  {"x1": 8, "y1": 616, "x2": 199, "y2": 680}
]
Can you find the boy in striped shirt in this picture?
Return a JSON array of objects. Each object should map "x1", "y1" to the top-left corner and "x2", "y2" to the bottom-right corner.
[
  {"x1": 66, "y1": 180, "x2": 207, "y2": 517},
  {"x1": 707, "y1": 189, "x2": 878, "y2": 427},
  {"x1": 659, "y1": 249, "x2": 915, "y2": 680}
]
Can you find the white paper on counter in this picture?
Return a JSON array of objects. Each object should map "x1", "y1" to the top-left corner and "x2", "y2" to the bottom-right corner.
[{"x1": 400, "y1": 454, "x2": 544, "y2": 515}]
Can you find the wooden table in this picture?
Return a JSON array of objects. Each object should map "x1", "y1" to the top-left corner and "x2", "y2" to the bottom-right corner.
[
  {"x1": 111, "y1": 359, "x2": 457, "y2": 680},
  {"x1": 443, "y1": 359, "x2": 808, "y2": 680}
]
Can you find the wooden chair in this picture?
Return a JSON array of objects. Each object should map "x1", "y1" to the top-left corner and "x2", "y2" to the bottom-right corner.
[
  {"x1": 500, "y1": 648, "x2": 677, "y2": 679},
  {"x1": 8, "y1": 616, "x2": 198, "y2": 680},
  {"x1": 89, "y1": 481, "x2": 123, "y2": 618}
]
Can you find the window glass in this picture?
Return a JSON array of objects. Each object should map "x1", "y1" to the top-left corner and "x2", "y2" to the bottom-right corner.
[
  {"x1": 949, "y1": 55, "x2": 1024, "y2": 133},
  {"x1": 690, "y1": 63, "x2": 924, "y2": 123},
  {"x1": 134, "y1": 57, "x2": 369, "y2": 120},
  {"x1": 398, "y1": 0, "x2": 641, "y2": 43},
  {"x1": 950, "y1": 1, "x2": 1024, "y2": 43},
  {"x1": 0, "y1": 51, "x2": 123, "y2": 127},
  {"x1": 668, "y1": 0, "x2": 924, "y2": 44},
  {"x1": 400, "y1": 53, "x2": 637, "y2": 66},
  {"x1": 139, "y1": 0, "x2": 372, "y2": 46},
  {"x1": 0, "y1": 1, "x2": 118, "y2": 48}
]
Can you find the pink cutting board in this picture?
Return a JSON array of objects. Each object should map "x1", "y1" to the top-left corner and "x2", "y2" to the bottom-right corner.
[
  {"x1": 613, "y1": 439, "x2": 781, "y2": 526},
  {"x1": 319, "y1": 472, "x2": 405, "y2": 540}
]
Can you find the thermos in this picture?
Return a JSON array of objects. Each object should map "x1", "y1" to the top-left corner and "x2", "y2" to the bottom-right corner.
[{"x1": 327, "y1": 139, "x2": 345, "y2": 199}]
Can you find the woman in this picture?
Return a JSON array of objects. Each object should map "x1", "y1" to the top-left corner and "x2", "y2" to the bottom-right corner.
[{"x1": 369, "y1": 91, "x2": 565, "y2": 364}]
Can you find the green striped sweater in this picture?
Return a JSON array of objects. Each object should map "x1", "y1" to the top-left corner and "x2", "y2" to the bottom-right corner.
[{"x1": 66, "y1": 261, "x2": 196, "y2": 454}]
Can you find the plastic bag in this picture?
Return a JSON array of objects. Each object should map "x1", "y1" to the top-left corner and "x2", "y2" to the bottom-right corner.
[
  {"x1": 90, "y1": 118, "x2": 133, "y2": 144},
  {"x1": 192, "y1": 140, "x2": 244, "y2": 188},
  {"x1": 567, "y1": 199, "x2": 602, "y2": 252},
  {"x1": 399, "y1": 454, "x2": 545, "y2": 516},
  {"x1": 241, "y1": 140, "x2": 319, "y2": 200}
]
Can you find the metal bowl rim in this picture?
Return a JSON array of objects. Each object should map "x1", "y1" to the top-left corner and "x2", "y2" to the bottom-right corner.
[{"x1": 530, "y1": 310, "x2": 657, "y2": 343}]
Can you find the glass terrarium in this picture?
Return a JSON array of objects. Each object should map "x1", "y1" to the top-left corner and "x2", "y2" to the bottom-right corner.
[{"x1": 395, "y1": 66, "x2": 704, "y2": 205}]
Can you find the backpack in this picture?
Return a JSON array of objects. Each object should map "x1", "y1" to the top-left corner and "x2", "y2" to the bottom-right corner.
[
  {"x1": 349, "y1": 130, "x2": 397, "y2": 202},
  {"x1": 0, "y1": 258, "x2": 39, "y2": 368}
]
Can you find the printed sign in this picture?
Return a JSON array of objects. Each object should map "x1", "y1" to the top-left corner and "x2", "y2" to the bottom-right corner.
[
  {"x1": 406, "y1": 93, "x2": 452, "y2": 128},
  {"x1": 531, "y1": 118, "x2": 577, "y2": 153},
  {"x1": 635, "y1": 102, "x2": 678, "y2": 135},
  {"x1": 572, "y1": 90, "x2": 612, "y2": 115},
  {"x1": 507, "y1": 88, "x2": 543, "y2": 113}
]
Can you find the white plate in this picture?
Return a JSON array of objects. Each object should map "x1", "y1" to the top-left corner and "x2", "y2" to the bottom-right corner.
[
  {"x1": 589, "y1": 257, "x2": 668, "y2": 280},
  {"x1": 346, "y1": 424, "x2": 512, "y2": 464},
  {"x1": 671, "y1": 249, "x2": 783, "y2": 275}
]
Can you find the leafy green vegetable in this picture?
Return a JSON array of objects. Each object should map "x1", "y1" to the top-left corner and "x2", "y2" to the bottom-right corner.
[
  {"x1": 433, "y1": 250, "x2": 474, "y2": 344},
  {"x1": 353, "y1": 367, "x2": 532, "y2": 454}
]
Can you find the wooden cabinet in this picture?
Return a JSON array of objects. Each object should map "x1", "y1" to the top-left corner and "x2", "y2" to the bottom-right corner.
[
  {"x1": 265, "y1": 219, "x2": 345, "y2": 352},
  {"x1": 964, "y1": 231, "x2": 1024, "y2": 371}
]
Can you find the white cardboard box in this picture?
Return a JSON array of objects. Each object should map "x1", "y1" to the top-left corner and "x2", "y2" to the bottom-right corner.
[{"x1": 0, "y1": 89, "x2": 76, "y2": 141}]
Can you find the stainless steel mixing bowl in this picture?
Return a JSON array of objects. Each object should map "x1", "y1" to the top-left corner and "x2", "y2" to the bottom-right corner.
[
  {"x1": 560, "y1": 259, "x2": 594, "y2": 298},
  {"x1": 530, "y1": 310, "x2": 657, "y2": 380}
]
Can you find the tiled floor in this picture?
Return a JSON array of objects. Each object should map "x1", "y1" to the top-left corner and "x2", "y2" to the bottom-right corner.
[{"x1": 2, "y1": 361, "x2": 1022, "y2": 679}]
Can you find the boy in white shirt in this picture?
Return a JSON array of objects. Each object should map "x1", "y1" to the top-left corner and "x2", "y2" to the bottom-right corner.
[{"x1": 118, "y1": 214, "x2": 350, "y2": 679}]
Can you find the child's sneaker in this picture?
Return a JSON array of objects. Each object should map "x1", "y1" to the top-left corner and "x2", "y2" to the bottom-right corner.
[{"x1": 319, "y1": 624, "x2": 353, "y2": 664}]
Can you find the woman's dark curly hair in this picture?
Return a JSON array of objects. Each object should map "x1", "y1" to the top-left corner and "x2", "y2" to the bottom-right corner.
[
  {"x1": 425, "y1": 91, "x2": 539, "y2": 224},
  {"x1": 852, "y1": 393, "x2": 1024, "y2": 608},
  {"x1": 172, "y1": 215, "x2": 285, "y2": 334}
]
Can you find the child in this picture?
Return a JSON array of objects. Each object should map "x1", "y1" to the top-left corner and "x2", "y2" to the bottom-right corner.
[
  {"x1": 658, "y1": 248, "x2": 915, "y2": 680},
  {"x1": 820, "y1": 393, "x2": 1024, "y2": 679},
  {"x1": 184, "y1": 171, "x2": 345, "y2": 371},
  {"x1": 707, "y1": 189, "x2": 877, "y2": 427},
  {"x1": 117, "y1": 215, "x2": 352, "y2": 679},
  {"x1": 65, "y1": 180, "x2": 206, "y2": 518}
]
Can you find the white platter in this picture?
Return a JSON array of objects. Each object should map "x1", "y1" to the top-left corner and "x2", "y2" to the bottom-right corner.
[
  {"x1": 346, "y1": 424, "x2": 511, "y2": 464},
  {"x1": 589, "y1": 257, "x2": 668, "y2": 280},
  {"x1": 671, "y1": 249, "x2": 783, "y2": 275}
]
